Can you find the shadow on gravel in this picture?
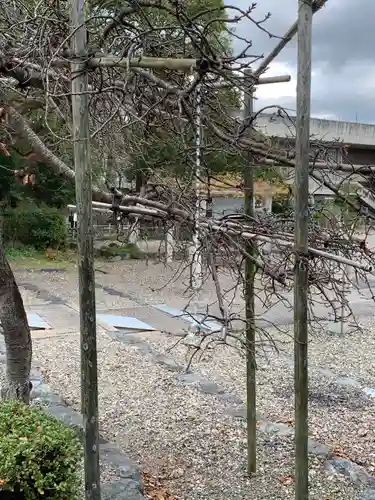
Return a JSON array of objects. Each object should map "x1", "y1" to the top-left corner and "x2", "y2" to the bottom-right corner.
[{"x1": 273, "y1": 383, "x2": 369, "y2": 411}]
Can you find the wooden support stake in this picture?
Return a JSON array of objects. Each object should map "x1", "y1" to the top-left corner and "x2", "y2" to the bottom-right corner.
[
  {"x1": 244, "y1": 68, "x2": 257, "y2": 475},
  {"x1": 294, "y1": 1, "x2": 313, "y2": 498},
  {"x1": 70, "y1": 0, "x2": 100, "y2": 498}
]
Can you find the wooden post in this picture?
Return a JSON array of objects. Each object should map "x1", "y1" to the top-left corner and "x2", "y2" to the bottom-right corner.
[
  {"x1": 294, "y1": 1, "x2": 313, "y2": 498},
  {"x1": 243, "y1": 68, "x2": 256, "y2": 475},
  {"x1": 70, "y1": 0, "x2": 101, "y2": 498}
]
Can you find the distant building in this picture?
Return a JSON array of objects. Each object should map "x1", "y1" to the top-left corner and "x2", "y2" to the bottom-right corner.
[{"x1": 230, "y1": 110, "x2": 375, "y2": 206}]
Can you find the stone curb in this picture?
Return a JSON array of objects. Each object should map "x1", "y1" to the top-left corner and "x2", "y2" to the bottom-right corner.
[
  {"x1": 30, "y1": 376, "x2": 146, "y2": 500},
  {"x1": 109, "y1": 330, "x2": 375, "y2": 499},
  {"x1": 0, "y1": 341, "x2": 145, "y2": 500},
  {"x1": 280, "y1": 355, "x2": 375, "y2": 403}
]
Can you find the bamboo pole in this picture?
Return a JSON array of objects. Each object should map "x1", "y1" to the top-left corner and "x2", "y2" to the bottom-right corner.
[
  {"x1": 52, "y1": 54, "x2": 199, "y2": 72},
  {"x1": 294, "y1": 0, "x2": 313, "y2": 498},
  {"x1": 254, "y1": 0, "x2": 327, "y2": 77},
  {"x1": 70, "y1": 0, "x2": 100, "y2": 498},
  {"x1": 78, "y1": 203, "x2": 372, "y2": 271},
  {"x1": 213, "y1": 74, "x2": 291, "y2": 89},
  {"x1": 191, "y1": 83, "x2": 205, "y2": 291},
  {"x1": 243, "y1": 68, "x2": 257, "y2": 474},
  {"x1": 258, "y1": 157, "x2": 375, "y2": 175},
  {"x1": 254, "y1": 74, "x2": 291, "y2": 85}
]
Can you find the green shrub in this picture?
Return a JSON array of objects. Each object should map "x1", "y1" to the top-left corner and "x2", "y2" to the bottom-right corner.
[
  {"x1": 272, "y1": 194, "x2": 293, "y2": 215},
  {"x1": 98, "y1": 241, "x2": 144, "y2": 259},
  {"x1": 0, "y1": 400, "x2": 82, "y2": 499},
  {"x1": 3, "y1": 206, "x2": 67, "y2": 250}
]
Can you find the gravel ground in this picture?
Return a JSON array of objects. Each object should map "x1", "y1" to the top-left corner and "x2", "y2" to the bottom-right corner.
[
  {"x1": 10, "y1": 263, "x2": 375, "y2": 498},
  {"x1": 138, "y1": 325, "x2": 375, "y2": 472},
  {"x1": 31, "y1": 332, "x2": 360, "y2": 500}
]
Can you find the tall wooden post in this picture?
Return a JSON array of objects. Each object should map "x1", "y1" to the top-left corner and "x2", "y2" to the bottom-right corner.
[
  {"x1": 294, "y1": 0, "x2": 313, "y2": 498},
  {"x1": 244, "y1": 69, "x2": 256, "y2": 474},
  {"x1": 70, "y1": 0, "x2": 101, "y2": 498}
]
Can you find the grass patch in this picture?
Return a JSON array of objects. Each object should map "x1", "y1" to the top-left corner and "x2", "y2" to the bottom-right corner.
[{"x1": 6, "y1": 245, "x2": 77, "y2": 270}]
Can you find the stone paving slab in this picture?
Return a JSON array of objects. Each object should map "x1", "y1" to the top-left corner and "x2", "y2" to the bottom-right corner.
[
  {"x1": 28, "y1": 305, "x2": 81, "y2": 334},
  {"x1": 30, "y1": 329, "x2": 57, "y2": 339},
  {"x1": 104, "y1": 306, "x2": 192, "y2": 336},
  {"x1": 25, "y1": 305, "x2": 114, "y2": 335},
  {"x1": 19, "y1": 287, "x2": 51, "y2": 308},
  {"x1": 19, "y1": 282, "x2": 67, "y2": 305},
  {"x1": 94, "y1": 288, "x2": 141, "y2": 312}
]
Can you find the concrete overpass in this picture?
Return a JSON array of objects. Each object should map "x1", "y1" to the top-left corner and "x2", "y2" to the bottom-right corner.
[
  {"x1": 237, "y1": 112, "x2": 375, "y2": 201},
  {"x1": 255, "y1": 113, "x2": 375, "y2": 148}
]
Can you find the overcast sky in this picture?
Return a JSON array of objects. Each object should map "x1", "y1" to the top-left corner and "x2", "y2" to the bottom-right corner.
[{"x1": 232, "y1": 0, "x2": 375, "y2": 123}]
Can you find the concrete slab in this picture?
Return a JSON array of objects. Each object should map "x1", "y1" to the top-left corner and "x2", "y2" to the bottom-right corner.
[
  {"x1": 96, "y1": 306, "x2": 189, "y2": 336},
  {"x1": 97, "y1": 314, "x2": 156, "y2": 331},
  {"x1": 27, "y1": 313, "x2": 51, "y2": 330},
  {"x1": 31, "y1": 329, "x2": 57, "y2": 339},
  {"x1": 154, "y1": 303, "x2": 221, "y2": 332},
  {"x1": 29, "y1": 305, "x2": 80, "y2": 334}
]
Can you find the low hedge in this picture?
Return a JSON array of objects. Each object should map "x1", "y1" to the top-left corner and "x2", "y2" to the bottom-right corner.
[
  {"x1": 0, "y1": 400, "x2": 82, "y2": 499},
  {"x1": 3, "y1": 207, "x2": 67, "y2": 250}
]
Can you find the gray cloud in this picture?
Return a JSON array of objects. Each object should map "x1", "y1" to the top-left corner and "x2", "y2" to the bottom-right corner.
[{"x1": 230, "y1": 0, "x2": 375, "y2": 123}]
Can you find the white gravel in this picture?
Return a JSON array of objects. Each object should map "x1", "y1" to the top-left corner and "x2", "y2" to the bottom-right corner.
[
  {"x1": 11, "y1": 263, "x2": 375, "y2": 499},
  {"x1": 30, "y1": 332, "x2": 360, "y2": 499},
  {"x1": 139, "y1": 324, "x2": 375, "y2": 472}
]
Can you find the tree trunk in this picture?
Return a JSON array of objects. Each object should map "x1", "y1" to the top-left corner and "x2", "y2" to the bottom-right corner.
[{"x1": 0, "y1": 244, "x2": 32, "y2": 403}]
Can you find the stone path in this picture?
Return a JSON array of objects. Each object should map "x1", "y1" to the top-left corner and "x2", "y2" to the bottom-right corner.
[{"x1": 7, "y1": 267, "x2": 375, "y2": 499}]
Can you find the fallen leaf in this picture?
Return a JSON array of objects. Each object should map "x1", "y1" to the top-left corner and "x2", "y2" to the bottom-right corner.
[
  {"x1": 332, "y1": 446, "x2": 350, "y2": 460},
  {"x1": 279, "y1": 474, "x2": 295, "y2": 486},
  {"x1": 279, "y1": 417, "x2": 295, "y2": 427},
  {"x1": 142, "y1": 471, "x2": 179, "y2": 500}
]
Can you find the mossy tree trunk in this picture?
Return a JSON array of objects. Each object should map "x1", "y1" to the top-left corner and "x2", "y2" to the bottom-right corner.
[{"x1": 0, "y1": 243, "x2": 32, "y2": 403}]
